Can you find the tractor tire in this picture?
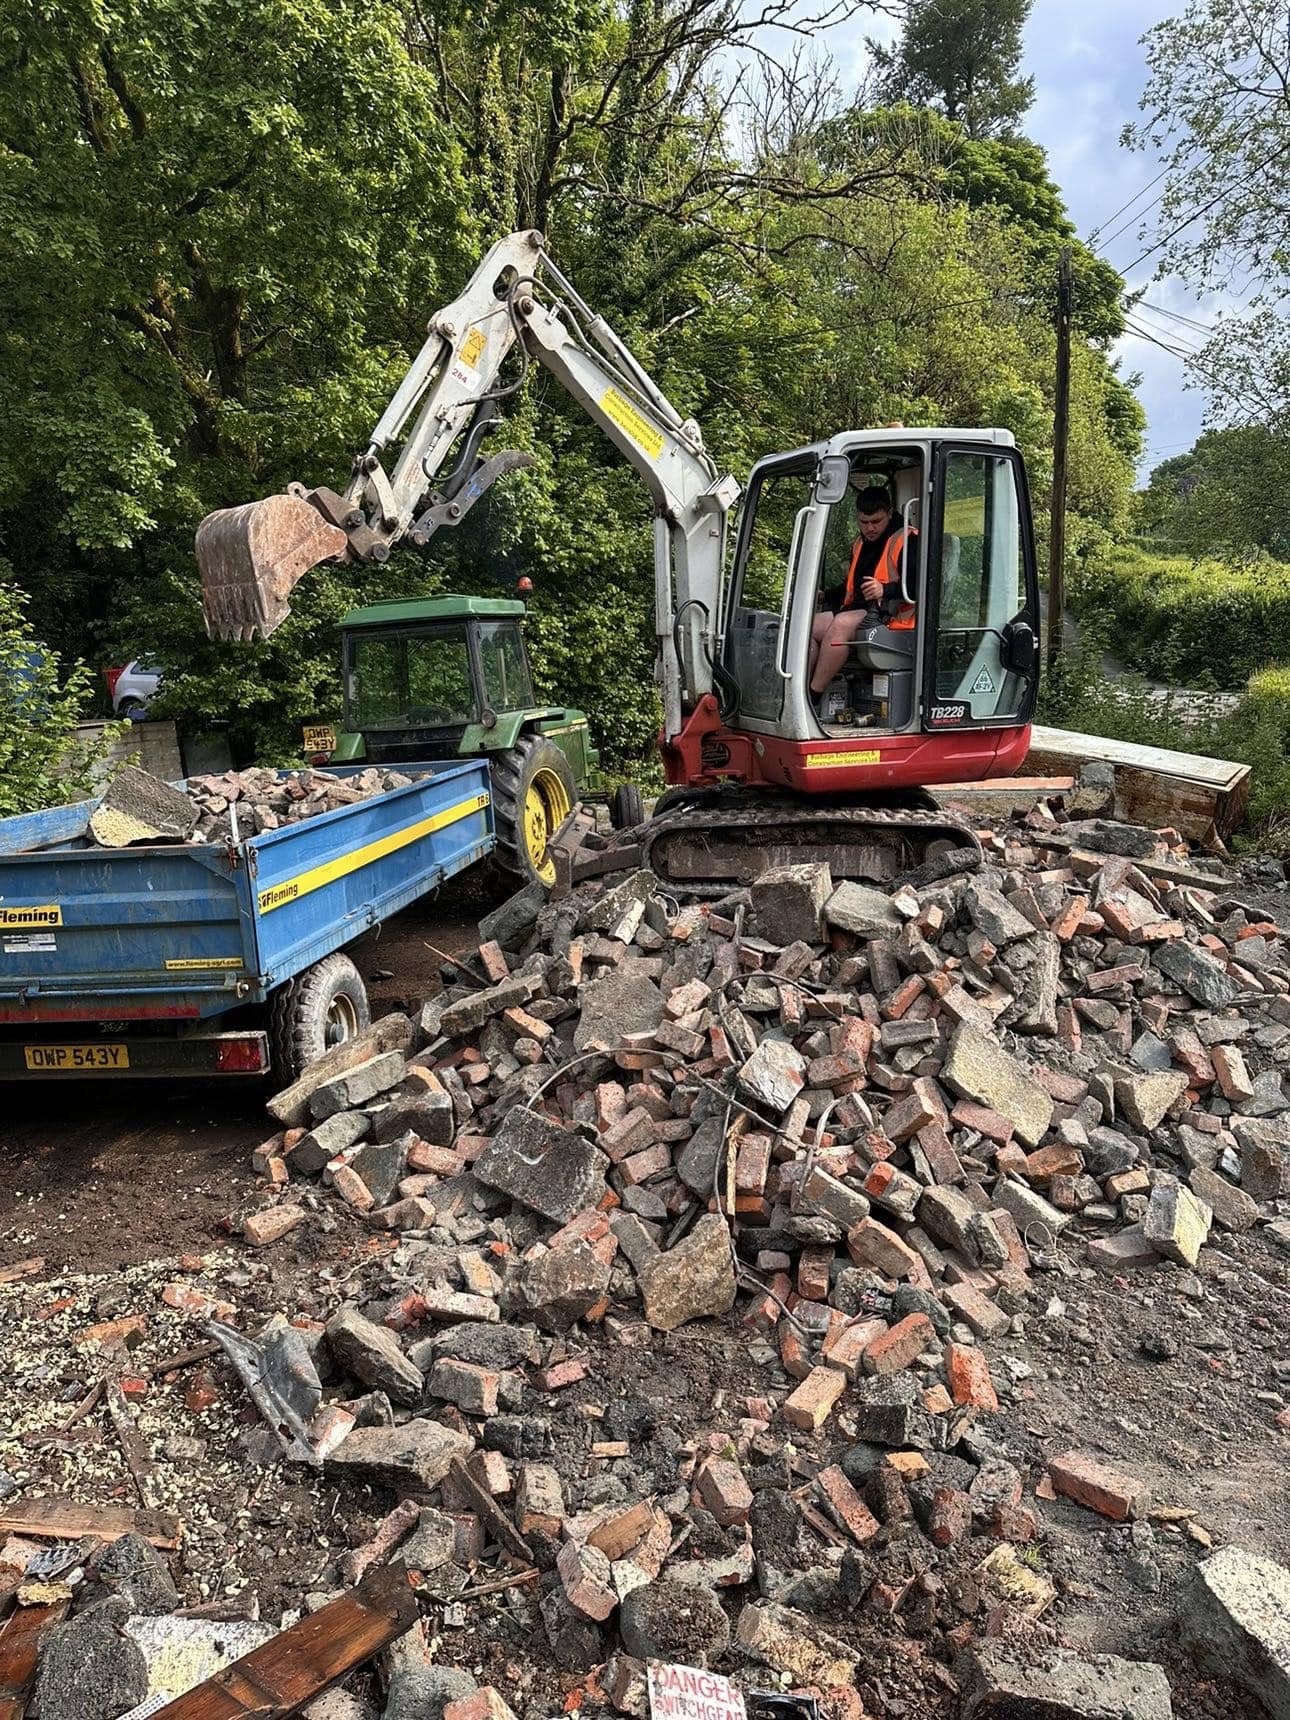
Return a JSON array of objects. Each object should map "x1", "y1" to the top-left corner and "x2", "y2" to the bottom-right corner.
[
  {"x1": 490, "y1": 735, "x2": 577, "y2": 887},
  {"x1": 269, "y1": 952, "x2": 370, "y2": 1087},
  {"x1": 609, "y1": 781, "x2": 645, "y2": 831}
]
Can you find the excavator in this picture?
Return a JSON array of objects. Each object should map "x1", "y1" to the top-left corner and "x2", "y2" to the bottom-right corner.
[{"x1": 197, "y1": 230, "x2": 1041, "y2": 890}]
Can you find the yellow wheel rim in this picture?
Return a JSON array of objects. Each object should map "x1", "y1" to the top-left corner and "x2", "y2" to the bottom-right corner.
[{"x1": 522, "y1": 766, "x2": 572, "y2": 885}]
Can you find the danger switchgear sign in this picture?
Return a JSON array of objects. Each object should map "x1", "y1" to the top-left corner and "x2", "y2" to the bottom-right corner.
[{"x1": 647, "y1": 1663, "x2": 748, "y2": 1720}]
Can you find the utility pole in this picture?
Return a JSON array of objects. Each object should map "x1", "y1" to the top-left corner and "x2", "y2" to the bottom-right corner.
[{"x1": 1047, "y1": 247, "x2": 1073, "y2": 673}]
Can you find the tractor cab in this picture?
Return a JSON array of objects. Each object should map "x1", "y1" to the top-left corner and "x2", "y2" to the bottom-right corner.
[{"x1": 335, "y1": 595, "x2": 537, "y2": 766}]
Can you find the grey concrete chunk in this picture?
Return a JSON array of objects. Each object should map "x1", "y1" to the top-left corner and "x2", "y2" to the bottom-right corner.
[
  {"x1": 1178, "y1": 1546, "x2": 1290, "y2": 1720},
  {"x1": 574, "y1": 970, "x2": 664, "y2": 1052},
  {"x1": 824, "y1": 881, "x2": 901, "y2": 938},
  {"x1": 1142, "y1": 1176, "x2": 1212, "y2": 1267},
  {"x1": 964, "y1": 881, "x2": 1036, "y2": 946},
  {"x1": 478, "y1": 881, "x2": 547, "y2": 949},
  {"x1": 1188, "y1": 1164, "x2": 1259, "y2": 1233},
  {"x1": 514, "y1": 1241, "x2": 612, "y2": 1330},
  {"x1": 372, "y1": 1088, "x2": 455, "y2": 1147},
  {"x1": 638, "y1": 1212, "x2": 737, "y2": 1331},
  {"x1": 991, "y1": 1176, "x2": 1070, "y2": 1238},
  {"x1": 961, "y1": 1639, "x2": 1173, "y2": 1719},
  {"x1": 474, "y1": 1107, "x2": 607, "y2": 1223},
  {"x1": 90, "y1": 765, "x2": 197, "y2": 847},
  {"x1": 34, "y1": 1597, "x2": 148, "y2": 1720},
  {"x1": 268, "y1": 1014, "x2": 415, "y2": 1127},
  {"x1": 942, "y1": 1022, "x2": 1053, "y2": 1147},
  {"x1": 289, "y1": 1108, "x2": 369, "y2": 1176},
  {"x1": 440, "y1": 974, "x2": 543, "y2": 1039},
  {"x1": 1153, "y1": 939, "x2": 1238, "y2": 1008},
  {"x1": 327, "y1": 1418, "x2": 473, "y2": 1498},
  {"x1": 751, "y1": 862, "x2": 832, "y2": 945},
  {"x1": 326, "y1": 1305, "x2": 423, "y2": 1406},
  {"x1": 309, "y1": 1050, "x2": 407, "y2": 1121},
  {"x1": 737, "y1": 1037, "x2": 807, "y2": 1113},
  {"x1": 1115, "y1": 1070, "x2": 1187, "y2": 1133}
]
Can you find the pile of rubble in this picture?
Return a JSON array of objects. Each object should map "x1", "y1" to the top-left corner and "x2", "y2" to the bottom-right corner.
[
  {"x1": 86, "y1": 762, "x2": 412, "y2": 848},
  {"x1": 6, "y1": 803, "x2": 1290, "y2": 1718},
  {"x1": 215, "y1": 812, "x2": 1290, "y2": 1715}
]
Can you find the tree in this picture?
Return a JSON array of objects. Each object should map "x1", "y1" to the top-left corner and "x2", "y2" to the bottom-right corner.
[
  {"x1": 1139, "y1": 427, "x2": 1290, "y2": 560},
  {"x1": 0, "y1": 580, "x2": 124, "y2": 815},
  {"x1": 869, "y1": 0, "x2": 1035, "y2": 139},
  {"x1": 1125, "y1": 0, "x2": 1290, "y2": 432}
]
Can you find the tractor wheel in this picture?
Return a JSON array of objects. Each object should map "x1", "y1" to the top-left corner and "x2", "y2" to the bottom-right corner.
[
  {"x1": 609, "y1": 782, "x2": 644, "y2": 831},
  {"x1": 490, "y1": 735, "x2": 577, "y2": 887},
  {"x1": 269, "y1": 952, "x2": 370, "y2": 1086}
]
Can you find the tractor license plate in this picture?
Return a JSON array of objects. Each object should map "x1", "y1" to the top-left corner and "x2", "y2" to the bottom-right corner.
[{"x1": 24, "y1": 1043, "x2": 130, "y2": 1072}]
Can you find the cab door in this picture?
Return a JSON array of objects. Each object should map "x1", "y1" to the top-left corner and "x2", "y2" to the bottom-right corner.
[{"x1": 922, "y1": 445, "x2": 1039, "y2": 732}]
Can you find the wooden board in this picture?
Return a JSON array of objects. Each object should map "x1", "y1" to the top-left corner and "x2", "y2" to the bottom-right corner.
[
  {"x1": 151, "y1": 1563, "x2": 417, "y2": 1720},
  {"x1": 1024, "y1": 724, "x2": 1251, "y2": 842},
  {"x1": 0, "y1": 1599, "x2": 69, "y2": 1720},
  {"x1": 0, "y1": 1496, "x2": 181, "y2": 1551}
]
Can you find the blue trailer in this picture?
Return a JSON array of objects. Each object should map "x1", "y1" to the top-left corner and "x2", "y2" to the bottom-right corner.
[{"x1": 0, "y1": 759, "x2": 493, "y2": 1079}]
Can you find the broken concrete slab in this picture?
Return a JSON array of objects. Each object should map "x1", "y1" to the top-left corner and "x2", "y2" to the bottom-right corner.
[
  {"x1": 326, "y1": 1306, "x2": 423, "y2": 1406},
  {"x1": 89, "y1": 766, "x2": 197, "y2": 848},
  {"x1": 751, "y1": 863, "x2": 831, "y2": 945},
  {"x1": 326, "y1": 1419, "x2": 473, "y2": 1499},
  {"x1": 960, "y1": 1640, "x2": 1174, "y2": 1719},
  {"x1": 823, "y1": 881, "x2": 901, "y2": 938},
  {"x1": 942, "y1": 1022, "x2": 1053, "y2": 1148},
  {"x1": 1142, "y1": 1177, "x2": 1212, "y2": 1268},
  {"x1": 474, "y1": 1108, "x2": 607, "y2": 1224},
  {"x1": 638, "y1": 1213, "x2": 736, "y2": 1331},
  {"x1": 1177, "y1": 1545, "x2": 1290, "y2": 1720},
  {"x1": 574, "y1": 970, "x2": 665, "y2": 1053}
]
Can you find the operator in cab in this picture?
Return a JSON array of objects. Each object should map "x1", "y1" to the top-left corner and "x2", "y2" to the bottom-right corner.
[{"x1": 808, "y1": 485, "x2": 916, "y2": 699}]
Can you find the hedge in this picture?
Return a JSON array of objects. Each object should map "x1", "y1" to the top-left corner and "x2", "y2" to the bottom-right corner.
[{"x1": 1070, "y1": 547, "x2": 1290, "y2": 689}]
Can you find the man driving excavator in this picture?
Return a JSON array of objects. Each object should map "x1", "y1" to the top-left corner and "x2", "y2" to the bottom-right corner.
[{"x1": 808, "y1": 484, "x2": 917, "y2": 700}]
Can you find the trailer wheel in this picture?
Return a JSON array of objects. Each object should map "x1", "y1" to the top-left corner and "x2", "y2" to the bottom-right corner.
[
  {"x1": 269, "y1": 953, "x2": 371, "y2": 1085},
  {"x1": 609, "y1": 782, "x2": 644, "y2": 830},
  {"x1": 490, "y1": 735, "x2": 577, "y2": 887}
]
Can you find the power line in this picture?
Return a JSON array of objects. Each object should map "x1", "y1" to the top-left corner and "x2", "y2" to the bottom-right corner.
[
  {"x1": 1087, "y1": 162, "x2": 1174, "y2": 248},
  {"x1": 1137, "y1": 298, "x2": 1218, "y2": 336}
]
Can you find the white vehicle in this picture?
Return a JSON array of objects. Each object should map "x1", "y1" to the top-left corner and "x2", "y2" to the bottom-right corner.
[{"x1": 112, "y1": 658, "x2": 163, "y2": 720}]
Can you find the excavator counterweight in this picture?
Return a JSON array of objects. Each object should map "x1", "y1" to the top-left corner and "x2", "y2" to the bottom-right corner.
[{"x1": 198, "y1": 494, "x2": 347, "y2": 642}]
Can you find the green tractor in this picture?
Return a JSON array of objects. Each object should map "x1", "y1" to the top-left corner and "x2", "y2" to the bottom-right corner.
[{"x1": 317, "y1": 595, "x2": 632, "y2": 885}]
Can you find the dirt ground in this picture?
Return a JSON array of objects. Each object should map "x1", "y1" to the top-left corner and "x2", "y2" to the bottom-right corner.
[{"x1": 1, "y1": 875, "x2": 1288, "y2": 1718}]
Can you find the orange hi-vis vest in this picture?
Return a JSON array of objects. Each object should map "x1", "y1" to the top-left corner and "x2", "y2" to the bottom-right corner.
[{"x1": 842, "y1": 526, "x2": 917, "y2": 630}]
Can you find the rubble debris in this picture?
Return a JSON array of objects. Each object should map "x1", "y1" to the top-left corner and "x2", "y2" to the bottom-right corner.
[
  {"x1": 638, "y1": 1215, "x2": 737, "y2": 1331},
  {"x1": 619, "y1": 1580, "x2": 731, "y2": 1666},
  {"x1": 325, "y1": 1420, "x2": 473, "y2": 1498},
  {"x1": 0, "y1": 1600, "x2": 69, "y2": 1720},
  {"x1": 181, "y1": 765, "x2": 416, "y2": 845},
  {"x1": 1177, "y1": 1546, "x2": 1290, "y2": 1719},
  {"x1": 33, "y1": 1597, "x2": 148, "y2": 1720}
]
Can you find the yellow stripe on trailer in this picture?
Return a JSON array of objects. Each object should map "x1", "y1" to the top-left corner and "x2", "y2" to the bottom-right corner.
[
  {"x1": 803, "y1": 750, "x2": 881, "y2": 768},
  {"x1": 256, "y1": 792, "x2": 490, "y2": 915}
]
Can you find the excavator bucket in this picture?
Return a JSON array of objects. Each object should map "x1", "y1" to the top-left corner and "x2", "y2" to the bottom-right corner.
[{"x1": 197, "y1": 494, "x2": 349, "y2": 642}]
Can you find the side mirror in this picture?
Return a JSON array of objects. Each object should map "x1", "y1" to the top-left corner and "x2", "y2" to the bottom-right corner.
[
  {"x1": 1002, "y1": 620, "x2": 1037, "y2": 675},
  {"x1": 815, "y1": 456, "x2": 852, "y2": 504}
]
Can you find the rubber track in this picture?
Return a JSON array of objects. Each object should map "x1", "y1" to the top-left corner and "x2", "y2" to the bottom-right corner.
[{"x1": 640, "y1": 795, "x2": 982, "y2": 895}]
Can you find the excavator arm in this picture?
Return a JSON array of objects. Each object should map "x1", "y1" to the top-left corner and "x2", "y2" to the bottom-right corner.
[{"x1": 197, "y1": 229, "x2": 739, "y2": 741}]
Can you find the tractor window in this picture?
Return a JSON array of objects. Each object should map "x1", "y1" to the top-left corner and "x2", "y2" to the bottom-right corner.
[
  {"x1": 932, "y1": 453, "x2": 1027, "y2": 719},
  {"x1": 347, "y1": 627, "x2": 476, "y2": 729},
  {"x1": 478, "y1": 622, "x2": 535, "y2": 712},
  {"x1": 726, "y1": 466, "x2": 816, "y2": 723}
]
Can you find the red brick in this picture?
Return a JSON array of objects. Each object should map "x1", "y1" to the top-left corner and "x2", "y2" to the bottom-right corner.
[
  {"x1": 1211, "y1": 1043, "x2": 1254, "y2": 1104},
  {"x1": 815, "y1": 1464, "x2": 880, "y2": 1544},
  {"x1": 696, "y1": 1456, "x2": 753, "y2": 1526},
  {"x1": 557, "y1": 1539, "x2": 617, "y2": 1620},
  {"x1": 534, "y1": 1359, "x2": 586, "y2": 1391},
  {"x1": 1023, "y1": 1143, "x2": 1082, "y2": 1183},
  {"x1": 916, "y1": 1122, "x2": 964, "y2": 1185},
  {"x1": 467, "y1": 1448, "x2": 512, "y2": 1497},
  {"x1": 243, "y1": 1203, "x2": 308, "y2": 1244},
  {"x1": 406, "y1": 1139, "x2": 464, "y2": 1175},
  {"x1": 881, "y1": 975, "x2": 926, "y2": 1021},
  {"x1": 943, "y1": 1281, "x2": 1009, "y2": 1339},
  {"x1": 950, "y1": 1100, "x2": 1014, "y2": 1144},
  {"x1": 782, "y1": 1365, "x2": 846, "y2": 1431},
  {"x1": 845, "y1": 1217, "x2": 922, "y2": 1280},
  {"x1": 862, "y1": 1312, "x2": 934, "y2": 1376},
  {"x1": 429, "y1": 1357, "x2": 502, "y2": 1415},
  {"x1": 796, "y1": 1244, "x2": 833, "y2": 1303},
  {"x1": 445, "y1": 1690, "x2": 518, "y2": 1720},
  {"x1": 515, "y1": 1463, "x2": 565, "y2": 1536},
  {"x1": 1048, "y1": 1450, "x2": 1151, "y2": 1521},
  {"x1": 822, "y1": 1316, "x2": 889, "y2": 1382},
  {"x1": 734, "y1": 1133, "x2": 772, "y2": 1193},
  {"x1": 777, "y1": 1318, "x2": 812, "y2": 1381},
  {"x1": 927, "y1": 1487, "x2": 972, "y2": 1548},
  {"x1": 478, "y1": 940, "x2": 510, "y2": 982},
  {"x1": 1050, "y1": 894, "x2": 1089, "y2": 942},
  {"x1": 944, "y1": 1343, "x2": 999, "y2": 1410},
  {"x1": 600, "y1": 1107, "x2": 657, "y2": 1161},
  {"x1": 330, "y1": 1166, "x2": 375, "y2": 1213},
  {"x1": 620, "y1": 1143, "x2": 670, "y2": 1185}
]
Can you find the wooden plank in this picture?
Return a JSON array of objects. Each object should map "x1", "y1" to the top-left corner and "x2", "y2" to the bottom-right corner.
[
  {"x1": 0, "y1": 1261, "x2": 44, "y2": 1286},
  {"x1": 0, "y1": 1496, "x2": 181, "y2": 1551},
  {"x1": 151, "y1": 1563, "x2": 417, "y2": 1720},
  {"x1": 1027, "y1": 724, "x2": 1247, "y2": 790},
  {"x1": 0, "y1": 1598, "x2": 70, "y2": 1720},
  {"x1": 1025, "y1": 724, "x2": 1251, "y2": 842}
]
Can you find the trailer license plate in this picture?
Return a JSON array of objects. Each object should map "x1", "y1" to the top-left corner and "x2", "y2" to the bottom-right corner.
[{"x1": 24, "y1": 1043, "x2": 130, "y2": 1072}]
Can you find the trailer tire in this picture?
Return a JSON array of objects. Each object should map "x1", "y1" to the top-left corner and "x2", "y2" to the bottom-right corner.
[
  {"x1": 269, "y1": 953, "x2": 371, "y2": 1086},
  {"x1": 609, "y1": 782, "x2": 644, "y2": 830},
  {"x1": 490, "y1": 735, "x2": 577, "y2": 887}
]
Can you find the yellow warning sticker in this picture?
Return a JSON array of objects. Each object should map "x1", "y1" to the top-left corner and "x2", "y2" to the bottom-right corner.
[
  {"x1": 600, "y1": 387, "x2": 665, "y2": 459},
  {"x1": 0, "y1": 905, "x2": 62, "y2": 928},
  {"x1": 803, "y1": 750, "x2": 881, "y2": 768},
  {"x1": 164, "y1": 957, "x2": 245, "y2": 971},
  {"x1": 460, "y1": 327, "x2": 486, "y2": 369},
  {"x1": 257, "y1": 791, "x2": 490, "y2": 915}
]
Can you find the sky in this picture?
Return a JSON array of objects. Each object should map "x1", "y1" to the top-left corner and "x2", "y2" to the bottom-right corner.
[{"x1": 818, "y1": 0, "x2": 1214, "y2": 478}]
